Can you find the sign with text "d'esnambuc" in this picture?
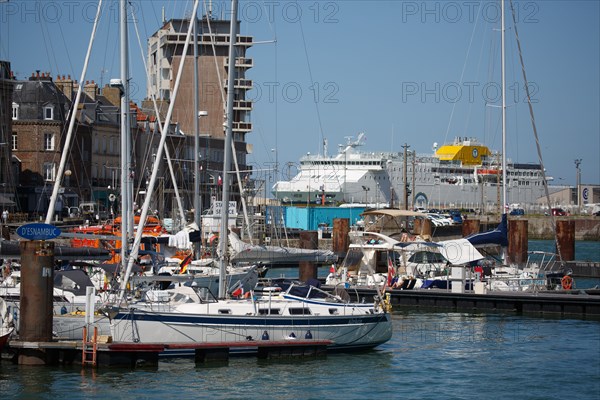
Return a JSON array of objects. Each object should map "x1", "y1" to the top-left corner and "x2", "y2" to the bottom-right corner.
[{"x1": 16, "y1": 223, "x2": 61, "y2": 241}]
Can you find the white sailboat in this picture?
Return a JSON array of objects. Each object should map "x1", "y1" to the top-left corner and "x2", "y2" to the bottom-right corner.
[{"x1": 105, "y1": 0, "x2": 392, "y2": 354}]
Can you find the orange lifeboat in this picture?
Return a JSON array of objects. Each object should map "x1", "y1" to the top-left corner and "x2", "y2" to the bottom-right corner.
[{"x1": 478, "y1": 168, "x2": 500, "y2": 175}]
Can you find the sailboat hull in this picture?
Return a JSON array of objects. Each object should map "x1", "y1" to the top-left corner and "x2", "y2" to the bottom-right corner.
[{"x1": 109, "y1": 299, "x2": 392, "y2": 354}]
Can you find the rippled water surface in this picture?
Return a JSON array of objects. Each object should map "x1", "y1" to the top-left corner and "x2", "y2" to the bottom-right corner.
[
  {"x1": 1, "y1": 240, "x2": 598, "y2": 399},
  {"x1": 1, "y1": 312, "x2": 599, "y2": 400}
]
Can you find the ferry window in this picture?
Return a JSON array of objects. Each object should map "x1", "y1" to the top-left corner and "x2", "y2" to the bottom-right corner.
[
  {"x1": 329, "y1": 308, "x2": 339, "y2": 315},
  {"x1": 218, "y1": 309, "x2": 232, "y2": 314},
  {"x1": 289, "y1": 308, "x2": 311, "y2": 315}
]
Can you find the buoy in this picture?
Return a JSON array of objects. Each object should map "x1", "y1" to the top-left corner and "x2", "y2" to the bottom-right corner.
[{"x1": 561, "y1": 275, "x2": 573, "y2": 290}]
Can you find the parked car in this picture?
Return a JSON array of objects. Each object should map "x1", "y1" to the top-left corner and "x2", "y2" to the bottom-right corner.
[
  {"x1": 448, "y1": 212, "x2": 463, "y2": 224},
  {"x1": 509, "y1": 208, "x2": 525, "y2": 216},
  {"x1": 427, "y1": 213, "x2": 452, "y2": 226},
  {"x1": 551, "y1": 208, "x2": 567, "y2": 216}
]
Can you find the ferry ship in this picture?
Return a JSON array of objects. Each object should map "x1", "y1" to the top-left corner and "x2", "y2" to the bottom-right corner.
[{"x1": 272, "y1": 134, "x2": 552, "y2": 210}]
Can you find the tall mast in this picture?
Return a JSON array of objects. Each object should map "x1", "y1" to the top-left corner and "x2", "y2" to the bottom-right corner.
[
  {"x1": 45, "y1": 1, "x2": 103, "y2": 224},
  {"x1": 120, "y1": 0, "x2": 131, "y2": 268},
  {"x1": 218, "y1": 0, "x2": 238, "y2": 299},
  {"x1": 501, "y1": 0, "x2": 507, "y2": 213},
  {"x1": 193, "y1": 11, "x2": 201, "y2": 258},
  {"x1": 119, "y1": 0, "x2": 200, "y2": 302}
]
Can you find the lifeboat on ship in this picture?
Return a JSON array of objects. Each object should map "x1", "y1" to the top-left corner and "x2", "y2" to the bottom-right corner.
[{"x1": 478, "y1": 168, "x2": 501, "y2": 176}]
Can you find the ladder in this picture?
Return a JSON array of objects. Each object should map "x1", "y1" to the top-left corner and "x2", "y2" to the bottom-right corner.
[{"x1": 82, "y1": 325, "x2": 98, "y2": 367}]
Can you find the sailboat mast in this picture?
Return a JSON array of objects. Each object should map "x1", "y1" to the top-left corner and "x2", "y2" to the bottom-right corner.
[
  {"x1": 193, "y1": 11, "x2": 201, "y2": 258},
  {"x1": 119, "y1": 0, "x2": 201, "y2": 302},
  {"x1": 218, "y1": 0, "x2": 239, "y2": 299},
  {"x1": 120, "y1": 0, "x2": 131, "y2": 268},
  {"x1": 45, "y1": 0, "x2": 103, "y2": 224},
  {"x1": 501, "y1": 0, "x2": 507, "y2": 213}
]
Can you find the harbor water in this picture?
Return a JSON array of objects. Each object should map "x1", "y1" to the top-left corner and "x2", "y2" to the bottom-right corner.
[
  {"x1": 0, "y1": 240, "x2": 598, "y2": 399},
  {"x1": 1, "y1": 312, "x2": 598, "y2": 399}
]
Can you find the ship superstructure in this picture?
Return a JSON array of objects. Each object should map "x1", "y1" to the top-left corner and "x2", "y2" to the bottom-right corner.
[{"x1": 272, "y1": 135, "x2": 552, "y2": 210}]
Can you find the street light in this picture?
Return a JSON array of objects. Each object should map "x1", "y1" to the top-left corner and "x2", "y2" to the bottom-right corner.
[
  {"x1": 362, "y1": 185, "x2": 370, "y2": 206},
  {"x1": 574, "y1": 159, "x2": 582, "y2": 211},
  {"x1": 195, "y1": 110, "x2": 208, "y2": 254}
]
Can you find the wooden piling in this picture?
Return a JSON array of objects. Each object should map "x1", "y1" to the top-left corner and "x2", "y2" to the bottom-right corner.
[
  {"x1": 413, "y1": 218, "x2": 432, "y2": 238},
  {"x1": 19, "y1": 240, "x2": 55, "y2": 365},
  {"x1": 298, "y1": 231, "x2": 318, "y2": 282},
  {"x1": 332, "y1": 218, "x2": 349, "y2": 255},
  {"x1": 556, "y1": 220, "x2": 575, "y2": 261},
  {"x1": 462, "y1": 219, "x2": 480, "y2": 237},
  {"x1": 508, "y1": 219, "x2": 528, "y2": 265}
]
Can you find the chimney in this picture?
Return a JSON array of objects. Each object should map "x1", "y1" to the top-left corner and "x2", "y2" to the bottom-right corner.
[
  {"x1": 102, "y1": 84, "x2": 121, "y2": 106},
  {"x1": 56, "y1": 74, "x2": 74, "y2": 101},
  {"x1": 84, "y1": 80, "x2": 97, "y2": 101},
  {"x1": 72, "y1": 79, "x2": 79, "y2": 102}
]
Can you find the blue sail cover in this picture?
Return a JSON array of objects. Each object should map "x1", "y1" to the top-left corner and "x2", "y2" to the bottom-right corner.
[{"x1": 465, "y1": 214, "x2": 508, "y2": 247}]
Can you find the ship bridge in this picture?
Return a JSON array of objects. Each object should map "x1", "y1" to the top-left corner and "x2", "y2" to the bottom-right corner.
[{"x1": 435, "y1": 138, "x2": 491, "y2": 166}]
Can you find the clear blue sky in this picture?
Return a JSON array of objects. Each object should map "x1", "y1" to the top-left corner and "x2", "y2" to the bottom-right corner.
[{"x1": 2, "y1": 0, "x2": 598, "y2": 189}]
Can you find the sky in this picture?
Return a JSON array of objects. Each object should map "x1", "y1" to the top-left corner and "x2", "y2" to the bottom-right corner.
[{"x1": 1, "y1": 0, "x2": 599, "y2": 190}]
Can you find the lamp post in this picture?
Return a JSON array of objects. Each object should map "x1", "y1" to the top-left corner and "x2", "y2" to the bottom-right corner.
[
  {"x1": 195, "y1": 110, "x2": 208, "y2": 238},
  {"x1": 402, "y1": 143, "x2": 410, "y2": 210},
  {"x1": 362, "y1": 185, "x2": 370, "y2": 206},
  {"x1": 574, "y1": 159, "x2": 582, "y2": 212}
]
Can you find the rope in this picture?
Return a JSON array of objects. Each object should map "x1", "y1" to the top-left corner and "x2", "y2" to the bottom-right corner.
[
  {"x1": 444, "y1": 3, "x2": 482, "y2": 144},
  {"x1": 509, "y1": 0, "x2": 563, "y2": 266},
  {"x1": 295, "y1": 0, "x2": 325, "y2": 148}
]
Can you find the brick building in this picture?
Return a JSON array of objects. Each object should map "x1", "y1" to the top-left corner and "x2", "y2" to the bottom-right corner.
[
  {"x1": 144, "y1": 15, "x2": 254, "y2": 213},
  {"x1": 0, "y1": 60, "x2": 16, "y2": 211}
]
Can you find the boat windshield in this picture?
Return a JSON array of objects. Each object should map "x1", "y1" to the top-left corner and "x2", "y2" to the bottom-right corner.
[{"x1": 340, "y1": 249, "x2": 364, "y2": 272}]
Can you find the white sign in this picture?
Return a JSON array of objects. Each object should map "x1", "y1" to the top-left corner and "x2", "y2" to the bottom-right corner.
[
  {"x1": 581, "y1": 186, "x2": 590, "y2": 204},
  {"x1": 212, "y1": 200, "x2": 237, "y2": 216}
]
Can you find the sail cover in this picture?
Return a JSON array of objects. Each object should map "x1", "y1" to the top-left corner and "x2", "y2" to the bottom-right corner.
[
  {"x1": 395, "y1": 238, "x2": 484, "y2": 265},
  {"x1": 437, "y1": 238, "x2": 485, "y2": 265},
  {"x1": 465, "y1": 214, "x2": 508, "y2": 247},
  {"x1": 229, "y1": 232, "x2": 337, "y2": 264}
]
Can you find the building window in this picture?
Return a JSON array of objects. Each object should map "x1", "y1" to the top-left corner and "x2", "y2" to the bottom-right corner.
[
  {"x1": 44, "y1": 132, "x2": 55, "y2": 151},
  {"x1": 12, "y1": 103, "x2": 18, "y2": 120},
  {"x1": 12, "y1": 134, "x2": 17, "y2": 150},
  {"x1": 43, "y1": 162, "x2": 56, "y2": 181},
  {"x1": 44, "y1": 106, "x2": 54, "y2": 120}
]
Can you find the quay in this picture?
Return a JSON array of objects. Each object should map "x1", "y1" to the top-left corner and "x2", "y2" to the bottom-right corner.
[
  {"x1": 338, "y1": 287, "x2": 600, "y2": 319},
  {"x1": 4, "y1": 338, "x2": 332, "y2": 367}
]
